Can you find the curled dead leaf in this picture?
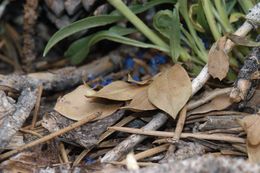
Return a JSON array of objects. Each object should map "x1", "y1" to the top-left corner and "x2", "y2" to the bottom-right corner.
[
  {"x1": 208, "y1": 36, "x2": 229, "y2": 80},
  {"x1": 148, "y1": 64, "x2": 192, "y2": 119},
  {"x1": 54, "y1": 85, "x2": 121, "y2": 121},
  {"x1": 89, "y1": 81, "x2": 146, "y2": 101}
]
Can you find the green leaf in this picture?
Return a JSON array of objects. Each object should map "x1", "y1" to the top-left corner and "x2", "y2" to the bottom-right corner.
[
  {"x1": 153, "y1": 8, "x2": 181, "y2": 62},
  {"x1": 44, "y1": 0, "x2": 175, "y2": 56},
  {"x1": 110, "y1": 0, "x2": 175, "y2": 16},
  {"x1": 43, "y1": 15, "x2": 122, "y2": 56},
  {"x1": 65, "y1": 26, "x2": 169, "y2": 64},
  {"x1": 65, "y1": 26, "x2": 137, "y2": 64}
]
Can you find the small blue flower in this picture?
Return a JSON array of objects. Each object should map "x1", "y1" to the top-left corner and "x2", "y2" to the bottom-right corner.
[{"x1": 124, "y1": 55, "x2": 135, "y2": 70}]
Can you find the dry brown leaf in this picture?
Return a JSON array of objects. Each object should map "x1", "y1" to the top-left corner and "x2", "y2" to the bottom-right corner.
[
  {"x1": 54, "y1": 85, "x2": 121, "y2": 121},
  {"x1": 127, "y1": 74, "x2": 151, "y2": 85},
  {"x1": 188, "y1": 94, "x2": 233, "y2": 115},
  {"x1": 208, "y1": 36, "x2": 229, "y2": 80},
  {"x1": 238, "y1": 115, "x2": 260, "y2": 163},
  {"x1": 89, "y1": 81, "x2": 146, "y2": 101},
  {"x1": 148, "y1": 64, "x2": 192, "y2": 119},
  {"x1": 122, "y1": 86, "x2": 156, "y2": 111}
]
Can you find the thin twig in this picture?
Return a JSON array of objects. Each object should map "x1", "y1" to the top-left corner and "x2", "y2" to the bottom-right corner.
[
  {"x1": 72, "y1": 115, "x2": 135, "y2": 166},
  {"x1": 173, "y1": 106, "x2": 187, "y2": 142},
  {"x1": 101, "y1": 113, "x2": 168, "y2": 163},
  {"x1": 192, "y1": 21, "x2": 254, "y2": 95},
  {"x1": 98, "y1": 115, "x2": 136, "y2": 143},
  {"x1": 108, "y1": 126, "x2": 245, "y2": 143},
  {"x1": 72, "y1": 148, "x2": 93, "y2": 167},
  {"x1": 121, "y1": 144, "x2": 169, "y2": 163},
  {"x1": 31, "y1": 85, "x2": 43, "y2": 129},
  {"x1": 19, "y1": 128, "x2": 43, "y2": 138},
  {"x1": 0, "y1": 113, "x2": 99, "y2": 161},
  {"x1": 187, "y1": 88, "x2": 232, "y2": 110},
  {"x1": 59, "y1": 142, "x2": 69, "y2": 164}
]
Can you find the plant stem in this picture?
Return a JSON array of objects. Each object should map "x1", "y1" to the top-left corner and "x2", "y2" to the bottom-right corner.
[
  {"x1": 201, "y1": 0, "x2": 221, "y2": 41},
  {"x1": 238, "y1": 0, "x2": 254, "y2": 13},
  {"x1": 178, "y1": 0, "x2": 207, "y2": 61},
  {"x1": 214, "y1": 0, "x2": 233, "y2": 32},
  {"x1": 107, "y1": 0, "x2": 169, "y2": 49}
]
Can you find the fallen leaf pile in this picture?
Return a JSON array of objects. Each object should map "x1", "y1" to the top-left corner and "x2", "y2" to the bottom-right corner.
[{"x1": 54, "y1": 64, "x2": 192, "y2": 120}]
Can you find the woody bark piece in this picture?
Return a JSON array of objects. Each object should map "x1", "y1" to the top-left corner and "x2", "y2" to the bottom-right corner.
[
  {"x1": 198, "y1": 115, "x2": 246, "y2": 131},
  {"x1": 42, "y1": 110, "x2": 125, "y2": 148},
  {"x1": 23, "y1": 0, "x2": 39, "y2": 72},
  {"x1": 0, "y1": 87, "x2": 38, "y2": 149},
  {"x1": 101, "y1": 112, "x2": 168, "y2": 163},
  {"x1": 0, "y1": 47, "x2": 132, "y2": 91},
  {"x1": 230, "y1": 36, "x2": 260, "y2": 103}
]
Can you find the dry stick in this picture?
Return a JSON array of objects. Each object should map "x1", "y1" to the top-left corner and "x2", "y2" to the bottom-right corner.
[
  {"x1": 108, "y1": 126, "x2": 245, "y2": 144},
  {"x1": 31, "y1": 85, "x2": 43, "y2": 129},
  {"x1": 0, "y1": 113, "x2": 99, "y2": 161},
  {"x1": 121, "y1": 144, "x2": 169, "y2": 163},
  {"x1": 173, "y1": 106, "x2": 187, "y2": 142},
  {"x1": 187, "y1": 88, "x2": 232, "y2": 111},
  {"x1": 59, "y1": 142, "x2": 69, "y2": 164},
  {"x1": 0, "y1": 46, "x2": 134, "y2": 91},
  {"x1": 187, "y1": 111, "x2": 250, "y2": 121},
  {"x1": 98, "y1": 115, "x2": 136, "y2": 143},
  {"x1": 72, "y1": 115, "x2": 136, "y2": 166},
  {"x1": 19, "y1": 129, "x2": 43, "y2": 138},
  {"x1": 72, "y1": 148, "x2": 93, "y2": 167},
  {"x1": 0, "y1": 88, "x2": 38, "y2": 149},
  {"x1": 191, "y1": 21, "x2": 253, "y2": 95},
  {"x1": 101, "y1": 113, "x2": 168, "y2": 163}
]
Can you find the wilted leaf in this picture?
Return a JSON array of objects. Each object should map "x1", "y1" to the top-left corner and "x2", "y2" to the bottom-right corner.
[
  {"x1": 89, "y1": 81, "x2": 146, "y2": 101},
  {"x1": 229, "y1": 12, "x2": 245, "y2": 23},
  {"x1": 188, "y1": 94, "x2": 233, "y2": 115},
  {"x1": 122, "y1": 86, "x2": 156, "y2": 111},
  {"x1": 238, "y1": 115, "x2": 260, "y2": 163},
  {"x1": 208, "y1": 36, "x2": 229, "y2": 80},
  {"x1": 54, "y1": 85, "x2": 121, "y2": 121},
  {"x1": 227, "y1": 34, "x2": 260, "y2": 47},
  {"x1": 148, "y1": 64, "x2": 192, "y2": 119}
]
